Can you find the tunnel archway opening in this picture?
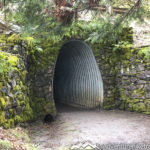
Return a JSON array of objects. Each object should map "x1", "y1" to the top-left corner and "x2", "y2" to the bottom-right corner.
[{"x1": 53, "y1": 40, "x2": 103, "y2": 109}]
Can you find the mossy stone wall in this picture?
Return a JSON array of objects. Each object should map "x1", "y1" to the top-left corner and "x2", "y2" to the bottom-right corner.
[
  {"x1": 0, "y1": 34, "x2": 33, "y2": 128},
  {"x1": 115, "y1": 48, "x2": 150, "y2": 114},
  {"x1": 0, "y1": 27, "x2": 150, "y2": 129}
]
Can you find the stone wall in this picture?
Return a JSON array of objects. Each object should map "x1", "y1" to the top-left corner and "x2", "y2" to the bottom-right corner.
[
  {"x1": 30, "y1": 66, "x2": 56, "y2": 119},
  {"x1": 0, "y1": 34, "x2": 32, "y2": 128},
  {"x1": 0, "y1": 33, "x2": 57, "y2": 128},
  {"x1": 27, "y1": 42, "x2": 60, "y2": 120},
  {"x1": 115, "y1": 48, "x2": 150, "y2": 114},
  {"x1": 0, "y1": 27, "x2": 150, "y2": 129},
  {"x1": 31, "y1": 42, "x2": 117, "y2": 112},
  {"x1": 92, "y1": 46, "x2": 116, "y2": 109}
]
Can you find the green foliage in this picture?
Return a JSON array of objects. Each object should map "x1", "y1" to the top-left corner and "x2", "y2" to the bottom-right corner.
[
  {"x1": 24, "y1": 18, "x2": 130, "y2": 52},
  {"x1": 7, "y1": 0, "x2": 46, "y2": 27},
  {"x1": 113, "y1": 41, "x2": 132, "y2": 54},
  {"x1": 7, "y1": 34, "x2": 22, "y2": 43},
  {"x1": 2, "y1": 0, "x2": 147, "y2": 47}
]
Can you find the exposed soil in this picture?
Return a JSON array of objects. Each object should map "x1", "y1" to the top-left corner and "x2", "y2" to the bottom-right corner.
[{"x1": 27, "y1": 103, "x2": 150, "y2": 150}]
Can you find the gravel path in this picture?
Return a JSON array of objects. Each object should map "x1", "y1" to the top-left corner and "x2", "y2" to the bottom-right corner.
[{"x1": 27, "y1": 104, "x2": 150, "y2": 150}]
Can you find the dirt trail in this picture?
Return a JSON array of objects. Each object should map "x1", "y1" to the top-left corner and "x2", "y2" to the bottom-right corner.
[{"x1": 27, "y1": 104, "x2": 150, "y2": 150}]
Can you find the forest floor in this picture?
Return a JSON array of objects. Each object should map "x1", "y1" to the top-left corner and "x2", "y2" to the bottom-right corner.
[
  {"x1": 26, "y1": 103, "x2": 150, "y2": 150},
  {"x1": 131, "y1": 18, "x2": 150, "y2": 47},
  {"x1": 0, "y1": 126, "x2": 38, "y2": 150}
]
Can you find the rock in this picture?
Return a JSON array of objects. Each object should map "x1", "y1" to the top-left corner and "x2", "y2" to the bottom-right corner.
[
  {"x1": 122, "y1": 80, "x2": 130, "y2": 85},
  {"x1": 130, "y1": 69, "x2": 136, "y2": 75},
  {"x1": 125, "y1": 90, "x2": 130, "y2": 96},
  {"x1": 131, "y1": 94, "x2": 140, "y2": 99},
  {"x1": 4, "y1": 111, "x2": 10, "y2": 120},
  {"x1": 9, "y1": 71, "x2": 13, "y2": 78},
  {"x1": 122, "y1": 76, "x2": 128, "y2": 80},
  {"x1": 145, "y1": 85, "x2": 150, "y2": 92},
  {"x1": 34, "y1": 77, "x2": 49, "y2": 87},
  {"x1": 137, "y1": 64, "x2": 145, "y2": 71},
  {"x1": 8, "y1": 93, "x2": 13, "y2": 98},
  {"x1": 16, "y1": 107, "x2": 22, "y2": 115},
  {"x1": 146, "y1": 93, "x2": 150, "y2": 99},
  {"x1": 4, "y1": 104, "x2": 12, "y2": 111},
  {"x1": 131, "y1": 78, "x2": 137, "y2": 83},
  {"x1": 1, "y1": 86, "x2": 8, "y2": 94},
  {"x1": 5, "y1": 30, "x2": 13, "y2": 35},
  {"x1": 10, "y1": 79, "x2": 16, "y2": 88},
  {"x1": 125, "y1": 86, "x2": 132, "y2": 91},
  {"x1": 137, "y1": 84, "x2": 144, "y2": 89},
  {"x1": 12, "y1": 100, "x2": 17, "y2": 107},
  {"x1": 9, "y1": 23, "x2": 21, "y2": 33},
  {"x1": 45, "y1": 93, "x2": 52, "y2": 101},
  {"x1": 137, "y1": 80, "x2": 146, "y2": 84},
  {"x1": 1, "y1": 84, "x2": 11, "y2": 95},
  {"x1": 35, "y1": 90, "x2": 45, "y2": 98},
  {"x1": 43, "y1": 86, "x2": 51, "y2": 95}
]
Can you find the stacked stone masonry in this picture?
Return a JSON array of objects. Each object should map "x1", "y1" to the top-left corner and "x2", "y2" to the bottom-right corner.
[
  {"x1": 0, "y1": 27, "x2": 150, "y2": 128},
  {"x1": 0, "y1": 34, "x2": 32, "y2": 128},
  {"x1": 116, "y1": 49, "x2": 150, "y2": 114}
]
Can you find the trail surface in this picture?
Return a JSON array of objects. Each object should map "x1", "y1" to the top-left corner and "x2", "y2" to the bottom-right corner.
[{"x1": 28, "y1": 104, "x2": 150, "y2": 150}]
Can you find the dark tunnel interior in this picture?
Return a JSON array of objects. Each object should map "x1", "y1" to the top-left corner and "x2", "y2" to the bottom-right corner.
[{"x1": 53, "y1": 40, "x2": 103, "y2": 109}]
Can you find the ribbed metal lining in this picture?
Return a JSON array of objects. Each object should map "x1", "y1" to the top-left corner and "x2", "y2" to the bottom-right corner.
[{"x1": 53, "y1": 40, "x2": 103, "y2": 108}]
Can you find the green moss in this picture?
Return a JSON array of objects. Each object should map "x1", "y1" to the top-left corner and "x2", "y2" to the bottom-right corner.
[
  {"x1": 132, "y1": 103, "x2": 147, "y2": 113},
  {"x1": 119, "y1": 102, "x2": 125, "y2": 110},
  {"x1": 103, "y1": 104, "x2": 116, "y2": 110},
  {"x1": 17, "y1": 92, "x2": 26, "y2": 101},
  {"x1": 14, "y1": 115, "x2": 23, "y2": 124},
  {"x1": 13, "y1": 84, "x2": 21, "y2": 91},
  {"x1": 32, "y1": 102, "x2": 43, "y2": 114},
  {"x1": 24, "y1": 103, "x2": 32, "y2": 113},
  {"x1": 132, "y1": 88, "x2": 145, "y2": 97},
  {"x1": 4, "y1": 119, "x2": 15, "y2": 129},
  {"x1": 0, "y1": 34, "x2": 7, "y2": 43},
  {"x1": 0, "y1": 52, "x2": 19, "y2": 75},
  {"x1": 0, "y1": 97, "x2": 9, "y2": 110},
  {"x1": 14, "y1": 104, "x2": 33, "y2": 125},
  {"x1": 132, "y1": 99, "x2": 140, "y2": 103},
  {"x1": 7, "y1": 34, "x2": 22, "y2": 43},
  {"x1": 0, "y1": 82, "x2": 3, "y2": 88},
  {"x1": 44, "y1": 101, "x2": 56, "y2": 115},
  {"x1": 20, "y1": 101, "x2": 26, "y2": 106},
  {"x1": 138, "y1": 46, "x2": 150, "y2": 62},
  {"x1": 144, "y1": 112, "x2": 150, "y2": 115},
  {"x1": 21, "y1": 70, "x2": 27, "y2": 81},
  {"x1": 0, "y1": 112, "x2": 5, "y2": 124}
]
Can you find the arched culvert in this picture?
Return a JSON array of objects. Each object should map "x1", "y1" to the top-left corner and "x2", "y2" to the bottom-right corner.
[{"x1": 53, "y1": 40, "x2": 103, "y2": 109}]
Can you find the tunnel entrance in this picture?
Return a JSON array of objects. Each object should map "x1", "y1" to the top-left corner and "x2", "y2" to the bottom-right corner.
[{"x1": 53, "y1": 40, "x2": 103, "y2": 109}]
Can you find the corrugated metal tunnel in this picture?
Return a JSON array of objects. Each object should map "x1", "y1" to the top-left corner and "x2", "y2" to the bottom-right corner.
[{"x1": 53, "y1": 40, "x2": 103, "y2": 109}]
